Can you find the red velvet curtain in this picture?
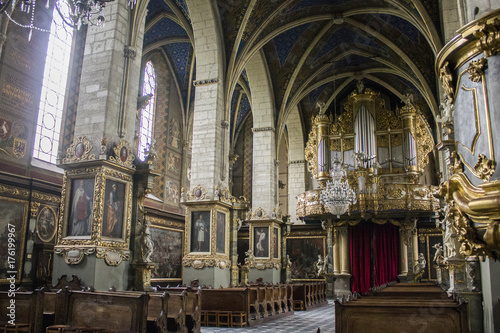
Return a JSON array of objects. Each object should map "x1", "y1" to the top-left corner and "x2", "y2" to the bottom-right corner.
[
  {"x1": 349, "y1": 223, "x2": 372, "y2": 294},
  {"x1": 350, "y1": 222, "x2": 399, "y2": 294},
  {"x1": 373, "y1": 223, "x2": 399, "y2": 287}
]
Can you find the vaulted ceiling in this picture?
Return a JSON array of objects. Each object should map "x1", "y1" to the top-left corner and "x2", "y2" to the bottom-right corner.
[{"x1": 142, "y1": 0, "x2": 443, "y2": 143}]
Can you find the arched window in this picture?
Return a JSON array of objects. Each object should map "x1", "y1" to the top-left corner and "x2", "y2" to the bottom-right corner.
[
  {"x1": 138, "y1": 61, "x2": 157, "y2": 161},
  {"x1": 33, "y1": 8, "x2": 74, "y2": 163}
]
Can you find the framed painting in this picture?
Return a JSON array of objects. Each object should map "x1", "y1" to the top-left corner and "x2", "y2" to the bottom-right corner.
[
  {"x1": 102, "y1": 179, "x2": 127, "y2": 239},
  {"x1": 216, "y1": 212, "x2": 226, "y2": 254},
  {"x1": 253, "y1": 226, "x2": 269, "y2": 258},
  {"x1": 286, "y1": 237, "x2": 325, "y2": 280},
  {"x1": 273, "y1": 227, "x2": 279, "y2": 259},
  {"x1": 190, "y1": 211, "x2": 210, "y2": 253},
  {"x1": 150, "y1": 226, "x2": 183, "y2": 281},
  {"x1": 67, "y1": 177, "x2": 95, "y2": 237},
  {"x1": 0, "y1": 197, "x2": 28, "y2": 283},
  {"x1": 36, "y1": 206, "x2": 57, "y2": 243}
]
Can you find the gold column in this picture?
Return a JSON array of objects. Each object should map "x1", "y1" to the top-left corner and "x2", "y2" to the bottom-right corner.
[
  {"x1": 339, "y1": 226, "x2": 350, "y2": 274},
  {"x1": 399, "y1": 227, "x2": 409, "y2": 275},
  {"x1": 400, "y1": 101, "x2": 418, "y2": 173}
]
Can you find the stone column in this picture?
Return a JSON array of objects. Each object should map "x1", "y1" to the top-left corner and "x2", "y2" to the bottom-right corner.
[
  {"x1": 52, "y1": 0, "x2": 146, "y2": 291},
  {"x1": 333, "y1": 228, "x2": 340, "y2": 274},
  {"x1": 398, "y1": 225, "x2": 409, "y2": 278}
]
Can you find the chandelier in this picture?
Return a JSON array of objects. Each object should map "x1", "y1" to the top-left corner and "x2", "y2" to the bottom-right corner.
[
  {"x1": 320, "y1": 158, "x2": 357, "y2": 218},
  {"x1": 0, "y1": 0, "x2": 137, "y2": 39}
]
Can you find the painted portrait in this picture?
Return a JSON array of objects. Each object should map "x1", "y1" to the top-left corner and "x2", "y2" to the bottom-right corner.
[
  {"x1": 102, "y1": 180, "x2": 126, "y2": 239},
  {"x1": 286, "y1": 237, "x2": 325, "y2": 280},
  {"x1": 216, "y1": 212, "x2": 226, "y2": 254},
  {"x1": 167, "y1": 151, "x2": 181, "y2": 174},
  {"x1": 120, "y1": 146, "x2": 128, "y2": 162},
  {"x1": 0, "y1": 197, "x2": 28, "y2": 282},
  {"x1": 190, "y1": 211, "x2": 210, "y2": 252},
  {"x1": 150, "y1": 227, "x2": 183, "y2": 280},
  {"x1": 169, "y1": 118, "x2": 181, "y2": 149},
  {"x1": 273, "y1": 227, "x2": 279, "y2": 259},
  {"x1": 67, "y1": 178, "x2": 94, "y2": 237},
  {"x1": 254, "y1": 226, "x2": 269, "y2": 258},
  {"x1": 36, "y1": 206, "x2": 57, "y2": 243},
  {"x1": 165, "y1": 180, "x2": 179, "y2": 205},
  {"x1": 74, "y1": 142, "x2": 84, "y2": 158}
]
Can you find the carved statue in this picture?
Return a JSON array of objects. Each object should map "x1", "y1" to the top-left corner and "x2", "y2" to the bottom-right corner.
[
  {"x1": 285, "y1": 255, "x2": 292, "y2": 269},
  {"x1": 140, "y1": 223, "x2": 154, "y2": 263},
  {"x1": 436, "y1": 94, "x2": 455, "y2": 126},
  {"x1": 356, "y1": 79, "x2": 365, "y2": 94},
  {"x1": 413, "y1": 253, "x2": 426, "y2": 282},
  {"x1": 316, "y1": 254, "x2": 327, "y2": 277},
  {"x1": 433, "y1": 243, "x2": 444, "y2": 265},
  {"x1": 316, "y1": 101, "x2": 327, "y2": 115},
  {"x1": 402, "y1": 93, "x2": 414, "y2": 107},
  {"x1": 444, "y1": 218, "x2": 457, "y2": 258},
  {"x1": 244, "y1": 249, "x2": 255, "y2": 266}
]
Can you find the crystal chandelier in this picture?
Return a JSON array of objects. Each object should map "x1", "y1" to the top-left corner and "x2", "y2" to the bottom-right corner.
[
  {"x1": 320, "y1": 158, "x2": 357, "y2": 218},
  {"x1": 0, "y1": 0, "x2": 137, "y2": 39}
]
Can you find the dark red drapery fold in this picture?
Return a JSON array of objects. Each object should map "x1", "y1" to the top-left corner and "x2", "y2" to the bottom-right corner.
[
  {"x1": 374, "y1": 223, "x2": 399, "y2": 287},
  {"x1": 349, "y1": 223, "x2": 372, "y2": 294},
  {"x1": 350, "y1": 222, "x2": 399, "y2": 294}
]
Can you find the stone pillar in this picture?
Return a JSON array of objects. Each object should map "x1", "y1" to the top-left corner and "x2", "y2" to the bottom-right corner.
[
  {"x1": 52, "y1": 0, "x2": 146, "y2": 291},
  {"x1": 333, "y1": 228, "x2": 340, "y2": 274}
]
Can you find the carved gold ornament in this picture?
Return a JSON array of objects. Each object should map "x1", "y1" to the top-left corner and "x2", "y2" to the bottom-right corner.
[
  {"x1": 473, "y1": 18, "x2": 500, "y2": 57},
  {"x1": 63, "y1": 137, "x2": 95, "y2": 163},
  {"x1": 186, "y1": 185, "x2": 209, "y2": 201},
  {"x1": 55, "y1": 247, "x2": 95, "y2": 265},
  {"x1": 474, "y1": 154, "x2": 496, "y2": 182},
  {"x1": 182, "y1": 257, "x2": 231, "y2": 270},
  {"x1": 251, "y1": 207, "x2": 269, "y2": 219},
  {"x1": 466, "y1": 58, "x2": 487, "y2": 82},
  {"x1": 109, "y1": 139, "x2": 136, "y2": 169},
  {"x1": 305, "y1": 126, "x2": 318, "y2": 178},
  {"x1": 439, "y1": 61, "x2": 455, "y2": 104},
  {"x1": 96, "y1": 248, "x2": 130, "y2": 266},
  {"x1": 437, "y1": 173, "x2": 500, "y2": 259}
]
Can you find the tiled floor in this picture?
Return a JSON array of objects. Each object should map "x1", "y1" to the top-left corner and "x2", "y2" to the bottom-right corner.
[{"x1": 201, "y1": 300, "x2": 334, "y2": 333}]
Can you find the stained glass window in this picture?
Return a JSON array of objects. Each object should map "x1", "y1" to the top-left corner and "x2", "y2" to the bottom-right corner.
[
  {"x1": 138, "y1": 61, "x2": 157, "y2": 161},
  {"x1": 33, "y1": 8, "x2": 74, "y2": 163}
]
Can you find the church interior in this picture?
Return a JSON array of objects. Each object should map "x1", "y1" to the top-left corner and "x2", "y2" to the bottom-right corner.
[{"x1": 0, "y1": 0, "x2": 500, "y2": 332}]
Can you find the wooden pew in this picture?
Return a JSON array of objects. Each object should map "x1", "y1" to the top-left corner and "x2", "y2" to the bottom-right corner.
[
  {"x1": 147, "y1": 292, "x2": 169, "y2": 333},
  {"x1": 156, "y1": 286, "x2": 200, "y2": 333},
  {"x1": 165, "y1": 291, "x2": 187, "y2": 333},
  {"x1": 263, "y1": 286, "x2": 275, "y2": 316},
  {"x1": 335, "y1": 297, "x2": 469, "y2": 333},
  {"x1": 48, "y1": 289, "x2": 150, "y2": 333},
  {"x1": 286, "y1": 284, "x2": 294, "y2": 312},
  {"x1": 247, "y1": 287, "x2": 260, "y2": 320},
  {"x1": 0, "y1": 290, "x2": 44, "y2": 333},
  {"x1": 249, "y1": 286, "x2": 267, "y2": 318},
  {"x1": 200, "y1": 288, "x2": 251, "y2": 328},
  {"x1": 292, "y1": 284, "x2": 306, "y2": 310},
  {"x1": 272, "y1": 285, "x2": 283, "y2": 314}
]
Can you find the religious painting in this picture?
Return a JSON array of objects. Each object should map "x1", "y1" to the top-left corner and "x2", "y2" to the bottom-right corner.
[
  {"x1": 36, "y1": 206, "x2": 57, "y2": 243},
  {"x1": 190, "y1": 211, "x2": 210, "y2": 252},
  {"x1": 75, "y1": 142, "x2": 84, "y2": 158},
  {"x1": 286, "y1": 237, "x2": 325, "y2": 280},
  {"x1": 150, "y1": 227, "x2": 183, "y2": 280},
  {"x1": 102, "y1": 180, "x2": 126, "y2": 239},
  {"x1": 165, "y1": 180, "x2": 179, "y2": 205},
  {"x1": 418, "y1": 231, "x2": 442, "y2": 281},
  {"x1": 67, "y1": 178, "x2": 95, "y2": 237},
  {"x1": 237, "y1": 238, "x2": 249, "y2": 266},
  {"x1": 167, "y1": 151, "x2": 181, "y2": 174},
  {"x1": 254, "y1": 226, "x2": 269, "y2": 258},
  {"x1": 35, "y1": 248, "x2": 53, "y2": 286},
  {"x1": 169, "y1": 118, "x2": 181, "y2": 150},
  {"x1": 120, "y1": 146, "x2": 128, "y2": 163},
  {"x1": 273, "y1": 227, "x2": 279, "y2": 259},
  {"x1": 0, "y1": 197, "x2": 28, "y2": 283},
  {"x1": 216, "y1": 212, "x2": 226, "y2": 254}
]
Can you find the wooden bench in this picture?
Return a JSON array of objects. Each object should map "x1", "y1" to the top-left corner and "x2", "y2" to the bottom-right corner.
[
  {"x1": 156, "y1": 286, "x2": 200, "y2": 333},
  {"x1": 0, "y1": 290, "x2": 44, "y2": 333},
  {"x1": 47, "y1": 290, "x2": 149, "y2": 333},
  {"x1": 336, "y1": 283, "x2": 469, "y2": 333},
  {"x1": 200, "y1": 288, "x2": 250, "y2": 328}
]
